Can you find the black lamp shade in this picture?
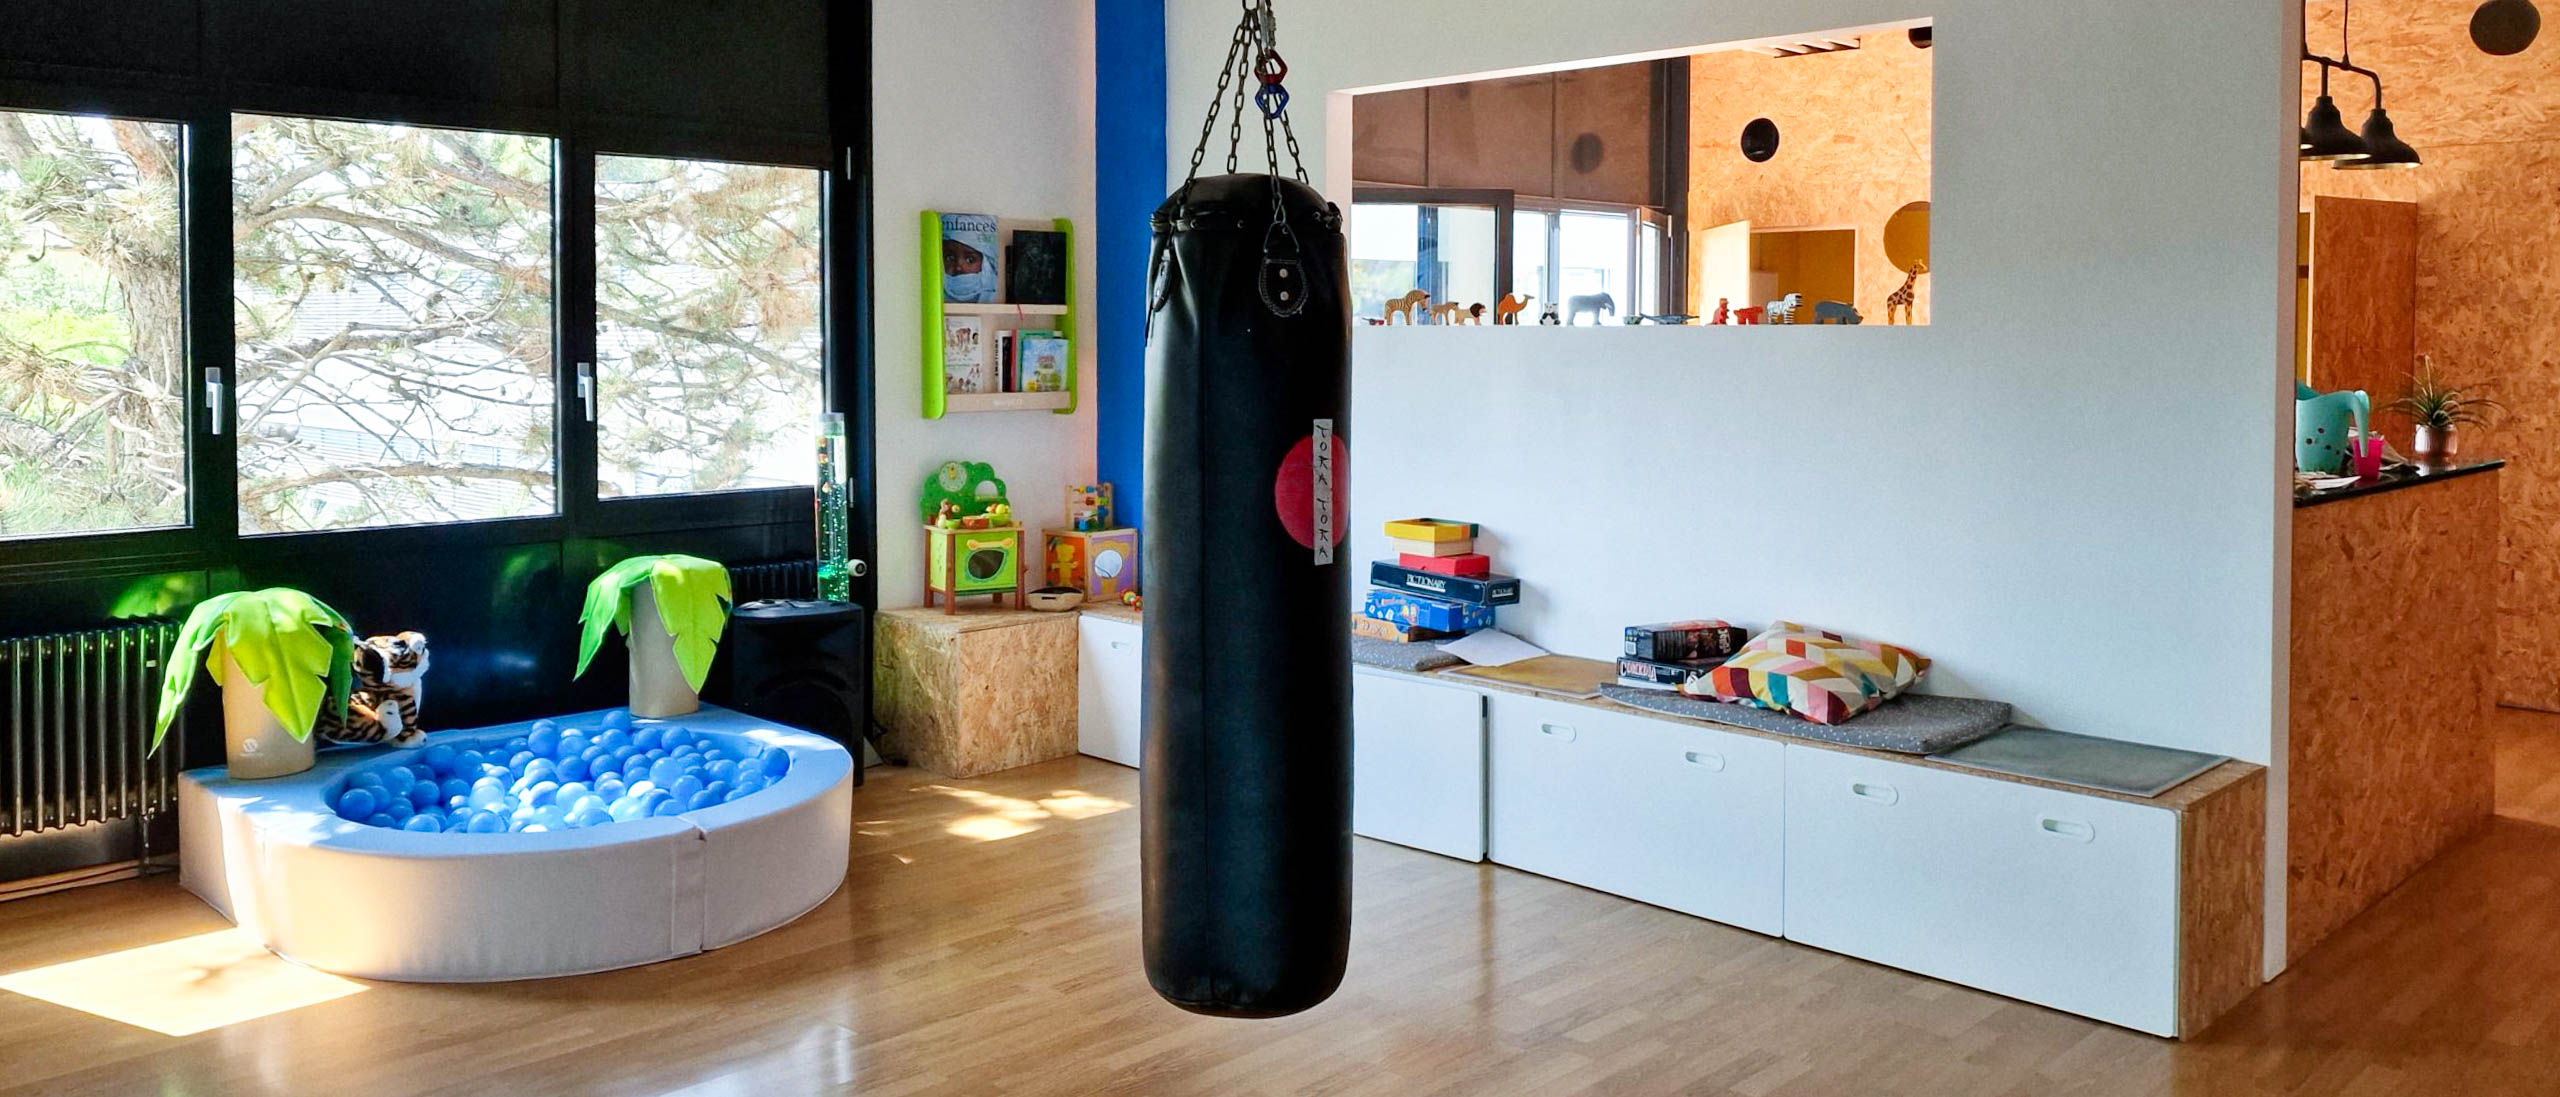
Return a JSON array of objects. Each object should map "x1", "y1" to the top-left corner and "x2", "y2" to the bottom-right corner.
[
  {"x1": 2300, "y1": 95, "x2": 2371, "y2": 161},
  {"x1": 2337, "y1": 108, "x2": 2421, "y2": 169},
  {"x1": 2473, "y1": 0, "x2": 2543, "y2": 56}
]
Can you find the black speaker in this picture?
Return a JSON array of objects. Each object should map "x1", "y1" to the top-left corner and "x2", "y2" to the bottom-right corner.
[{"x1": 721, "y1": 599, "x2": 870, "y2": 784}]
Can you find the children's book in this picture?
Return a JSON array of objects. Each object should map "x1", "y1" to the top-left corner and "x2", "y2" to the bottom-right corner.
[
  {"x1": 942, "y1": 315, "x2": 988, "y2": 394},
  {"x1": 939, "y1": 213, "x2": 1001, "y2": 303},
  {"x1": 1018, "y1": 331, "x2": 1069, "y2": 393},
  {"x1": 1007, "y1": 229, "x2": 1068, "y2": 305}
]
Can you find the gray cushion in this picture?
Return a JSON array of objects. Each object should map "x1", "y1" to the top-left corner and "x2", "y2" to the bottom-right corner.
[
  {"x1": 1598, "y1": 686, "x2": 2012, "y2": 755},
  {"x1": 1352, "y1": 636, "x2": 1466, "y2": 673}
]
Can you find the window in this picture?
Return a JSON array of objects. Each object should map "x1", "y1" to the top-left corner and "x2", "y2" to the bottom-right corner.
[
  {"x1": 1557, "y1": 209, "x2": 1633, "y2": 308},
  {"x1": 594, "y1": 155, "x2": 823, "y2": 498},
  {"x1": 0, "y1": 110, "x2": 187, "y2": 540},
  {"x1": 231, "y1": 116, "x2": 556, "y2": 534},
  {"x1": 1349, "y1": 190, "x2": 1512, "y2": 322}
]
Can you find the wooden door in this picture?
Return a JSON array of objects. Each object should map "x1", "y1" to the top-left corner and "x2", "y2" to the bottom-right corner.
[{"x1": 1697, "y1": 219, "x2": 1753, "y2": 318}]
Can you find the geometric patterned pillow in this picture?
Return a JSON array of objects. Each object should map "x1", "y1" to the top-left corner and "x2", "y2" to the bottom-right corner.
[{"x1": 1684, "y1": 621, "x2": 1930, "y2": 725}]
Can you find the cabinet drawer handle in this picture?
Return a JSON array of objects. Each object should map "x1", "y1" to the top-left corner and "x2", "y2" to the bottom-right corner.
[
  {"x1": 1682, "y1": 750, "x2": 1724, "y2": 771},
  {"x1": 1540, "y1": 722, "x2": 1577, "y2": 742},
  {"x1": 2039, "y1": 817, "x2": 2096, "y2": 843},
  {"x1": 1849, "y1": 781, "x2": 1898, "y2": 805},
  {"x1": 1109, "y1": 640, "x2": 1133, "y2": 651}
]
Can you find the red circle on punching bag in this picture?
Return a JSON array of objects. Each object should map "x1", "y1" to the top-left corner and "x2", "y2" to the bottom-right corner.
[{"x1": 1273, "y1": 432, "x2": 1348, "y2": 550}]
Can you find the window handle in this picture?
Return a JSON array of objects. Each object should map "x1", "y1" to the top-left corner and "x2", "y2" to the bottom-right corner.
[
  {"x1": 204, "y1": 369, "x2": 227, "y2": 435},
  {"x1": 576, "y1": 361, "x2": 597, "y2": 423}
]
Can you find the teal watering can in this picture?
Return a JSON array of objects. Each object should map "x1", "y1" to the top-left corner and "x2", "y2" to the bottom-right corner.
[{"x1": 2295, "y1": 381, "x2": 2370, "y2": 474}]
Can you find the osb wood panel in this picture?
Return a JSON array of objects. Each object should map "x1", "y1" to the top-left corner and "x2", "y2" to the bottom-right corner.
[
  {"x1": 2179, "y1": 767, "x2": 2266, "y2": 1038},
  {"x1": 1426, "y1": 75, "x2": 1554, "y2": 198},
  {"x1": 1687, "y1": 37, "x2": 1933, "y2": 323},
  {"x1": 2306, "y1": 195, "x2": 2419, "y2": 427},
  {"x1": 2288, "y1": 471, "x2": 2500, "y2": 963},
  {"x1": 875, "y1": 608, "x2": 1078, "y2": 779},
  {"x1": 2301, "y1": 0, "x2": 2560, "y2": 708}
]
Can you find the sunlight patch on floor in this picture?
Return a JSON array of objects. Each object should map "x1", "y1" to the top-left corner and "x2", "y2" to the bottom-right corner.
[
  {"x1": 921, "y1": 785, "x2": 1133, "y2": 841},
  {"x1": 0, "y1": 927, "x2": 366, "y2": 1036}
]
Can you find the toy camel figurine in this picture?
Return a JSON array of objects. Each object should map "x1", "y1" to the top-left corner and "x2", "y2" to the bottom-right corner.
[
  {"x1": 1885, "y1": 262, "x2": 1927, "y2": 325},
  {"x1": 1710, "y1": 298, "x2": 1730, "y2": 325},
  {"x1": 1382, "y1": 289, "x2": 1430, "y2": 325},
  {"x1": 1493, "y1": 294, "x2": 1532, "y2": 325}
]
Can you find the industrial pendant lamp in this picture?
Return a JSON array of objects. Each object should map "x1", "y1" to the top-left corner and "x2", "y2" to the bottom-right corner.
[
  {"x1": 2300, "y1": 65, "x2": 2370, "y2": 161},
  {"x1": 2338, "y1": 103, "x2": 2421, "y2": 169}
]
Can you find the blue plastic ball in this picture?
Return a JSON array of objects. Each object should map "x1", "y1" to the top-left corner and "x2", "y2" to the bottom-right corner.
[
  {"x1": 707, "y1": 759, "x2": 740, "y2": 785},
  {"x1": 602, "y1": 710, "x2": 635, "y2": 732},
  {"x1": 467, "y1": 787, "x2": 508, "y2": 811},
  {"x1": 406, "y1": 782, "x2": 439, "y2": 809},
  {"x1": 597, "y1": 728, "x2": 630, "y2": 752},
  {"x1": 670, "y1": 774, "x2": 706, "y2": 802},
  {"x1": 704, "y1": 780, "x2": 731, "y2": 801},
  {"x1": 594, "y1": 777, "x2": 626, "y2": 802},
  {"x1": 685, "y1": 790, "x2": 719, "y2": 812},
  {"x1": 361, "y1": 813, "x2": 392, "y2": 827},
  {"x1": 557, "y1": 730, "x2": 588, "y2": 754},
  {"x1": 625, "y1": 780, "x2": 658, "y2": 800},
  {"x1": 408, "y1": 763, "x2": 437, "y2": 783},
  {"x1": 758, "y1": 749, "x2": 790, "y2": 779},
  {"x1": 568, "y1": 807, "x2": 611, "y2": 828},
  {"x1": 648, "y1": 758, "x2": 686, "y2": 787},
  {"x1": 402, "y1": 814, "x2": 441, "y2": 833},
  {"x1": 568, "y1": 793, "x2": 606, "y2": 815},
  {"x1": 350, "y1": 770, "x2": 385, "y2": 789},
  {"x1": 336, "y1": 787, "x2": 379, "y2": 820},
  {"x1": 643, "y1": 748, "x2": 667, "y2": 762},
  {"x1": 638, "y1": 788, "x2": 674, "y2": 813},
  {"x1": 508, "y1": 750, "x2": 537, "y2": 771},
  {"x1": 652, "y1": 799, "x2": 685, "y2": 817},
  {"x1": 609, "y1": 799, "x2": 646, "y2": 822},
  {"x1": 424, "y1": 745, "x2": 460, "y2": 773},
  {"x1": 556, "y1": 756, "x2": 591, "y2": 782},
  {"x1": 503, "y1": 736, "x2": 529, "y2": 754},
  {"x1": 383, "y1": 797, "x2": 414, "y2": 822},
  {"x1": 524, "y1": 781, "x2": 560, "y2": 808},
  {"x1": 533, "y1": 804, "x2": 569, "y2": 827},
  {"x1": 466, "y1": 811, "x2": 506, "y2": 834},
  {"x1": 557, "y1": 781, "x2": 592, "y2": 804},
  {"x1": 633, "y1": 727, "x2": 663, "y2": 751},
  {"x1": 526, "y1": 726, "x2": 562, "y2": 758},
  {"x1": 437, "y1": 776, "x2": 470, "y2": 802},
  {"x1": 379, "y1": 766, "x2": 414, "y2": 793}
]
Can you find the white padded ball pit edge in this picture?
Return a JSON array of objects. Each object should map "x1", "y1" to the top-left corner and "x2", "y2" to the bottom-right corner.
[{"x1": 179, "y1": 705, "x2": 852, "y2": 982}]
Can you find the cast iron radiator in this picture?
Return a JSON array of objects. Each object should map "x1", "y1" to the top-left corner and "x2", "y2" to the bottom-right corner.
[
  {"x1": 728, "y1": 559, "x2": 818, "y2": 604},
  {"x1": 0, "y1": 621, "x2": 184, "y2": 838}
]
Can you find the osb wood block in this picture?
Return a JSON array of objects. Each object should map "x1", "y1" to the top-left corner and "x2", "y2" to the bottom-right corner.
[
  {"x1": 879, "y1": 605, "x2": 1059, "y2": 635},
  {"x1": 2180, "y1": 767, "x2": 2267, "y2": 1038},
  {"x1": 2288, "y1": 471, "x2": 2500, "y2": 962},
  {"x1": 874, "y1": 609, "x2": 1077, "y2": 779}
]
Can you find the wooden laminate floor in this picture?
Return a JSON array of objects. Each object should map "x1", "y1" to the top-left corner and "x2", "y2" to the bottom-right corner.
[{"x1": 7, "y1": 724, "x2": 2560, "y2": 1097}]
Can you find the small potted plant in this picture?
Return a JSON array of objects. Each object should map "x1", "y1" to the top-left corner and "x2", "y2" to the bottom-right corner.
[
  {"x1": 576, "y1": 554, "x2": 733, "y2": 718},
  {"x1": 153, "y1": 588, "x2": 354, "y2": 780},
  {"x1": 2390, "y1": 356, "x2": 2502, "y2": 470}
]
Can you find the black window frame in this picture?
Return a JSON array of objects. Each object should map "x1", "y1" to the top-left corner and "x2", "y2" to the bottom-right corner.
[{"x1": 0, "y1": 7, "x2": 873, "y2": 580}]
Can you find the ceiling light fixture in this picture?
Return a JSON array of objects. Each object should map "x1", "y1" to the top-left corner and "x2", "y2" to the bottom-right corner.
[{"x1": 2304, "y1": 0, "x2": 2420, "y2": 170}]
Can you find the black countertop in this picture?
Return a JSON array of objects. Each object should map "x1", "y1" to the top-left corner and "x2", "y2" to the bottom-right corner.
[{"x1": 2294, "y1": 459, "x2": 2505, "y2": 509}]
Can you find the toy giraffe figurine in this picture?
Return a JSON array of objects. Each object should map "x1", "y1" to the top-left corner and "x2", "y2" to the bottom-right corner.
[{"x1": 1886, "y1": 263, "x2": 1927, "y2": 325}]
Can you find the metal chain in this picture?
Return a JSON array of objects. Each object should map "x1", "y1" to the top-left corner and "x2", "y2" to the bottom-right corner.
[
  {"x1": 1180, "y1": 18, "x2": 1251, "y2": 199},
  {"x1": 1225, "y1": 36, "x2": 1250, "y2": 173},
  {"x1": 1177, "y1": 2, "x2": 1315, "y2": 201}
]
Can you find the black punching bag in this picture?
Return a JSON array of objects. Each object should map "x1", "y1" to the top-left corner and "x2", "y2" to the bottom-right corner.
[{"x1": 1140, "y1": 164, "x2": 1352, "y2": 1017}]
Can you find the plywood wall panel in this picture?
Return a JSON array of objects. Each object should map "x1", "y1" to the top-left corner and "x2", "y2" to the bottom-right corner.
[
  {"x1": 1687, "y1": 39, "x2": 1933, "y2": 322},
  {"x1": 2302, "y1": 0, "x2": 2560, "y2": 708},
  {"x1": 2288, "y1": 472, "x2": 2501, "y2": 963}
]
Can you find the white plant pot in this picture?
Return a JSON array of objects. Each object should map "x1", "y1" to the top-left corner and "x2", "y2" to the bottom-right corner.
[
  {"x1": 628, "y1": 583, "x2": 701, "y2": 719},
  {"x1": 221, "y1": 651, "x2": 314, "y2": 780}
]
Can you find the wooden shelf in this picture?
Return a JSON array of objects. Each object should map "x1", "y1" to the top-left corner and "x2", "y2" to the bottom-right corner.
[
  {"x1": 922, "y1": 211, "x2": 1077, "y2": 420},
  {"x1": 943, "y1": 391, "x2": 1074, "y2": 414},
  {"x1": 942, "y1": 302, "x2": 1070, "y2": 317}
]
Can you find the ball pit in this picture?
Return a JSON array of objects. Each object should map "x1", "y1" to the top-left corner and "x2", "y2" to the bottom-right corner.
[
  {"x1": 330, "y1": 710, "x2": 793, "y2": 834},
  {"x1": 178, "y1": 705, "x2": 851, "y2": 982}
]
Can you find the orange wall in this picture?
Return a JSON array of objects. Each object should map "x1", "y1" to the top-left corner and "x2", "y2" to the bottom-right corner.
[
  {"x1": 1687, "y1": 38, "x2": 1933, "y2": 322},
  {"x1": 2298, "y1": 0, "x2": 2560, "y2": 708}
]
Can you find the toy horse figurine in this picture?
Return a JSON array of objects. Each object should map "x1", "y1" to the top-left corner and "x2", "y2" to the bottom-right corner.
[
  {"x1": 1493, "y1": 294, "x2": 1532, "y2": 325},
  {"x1": 1886, "y1": 262, "x2": 1927, "y2": 324},
  {"x1": 1428, "y1": 301, "x2": 1470, "y2": 325},
  {"x1": 1382, "y1": 289, "x2": 1431, "y2": 325}
]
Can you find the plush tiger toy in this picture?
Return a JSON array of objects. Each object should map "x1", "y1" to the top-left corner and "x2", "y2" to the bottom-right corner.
[{"x1": 316, "y1": 631, "x2": 432, "y2": 748}]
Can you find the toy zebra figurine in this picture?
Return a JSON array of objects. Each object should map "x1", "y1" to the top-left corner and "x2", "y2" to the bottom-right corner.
[
  {"x1": 1886, "y1": 263, "x2": 1927, "y2": 324},
  {"x1": 1766, "y1": 293, "x2": 1805, "y2": 325}
]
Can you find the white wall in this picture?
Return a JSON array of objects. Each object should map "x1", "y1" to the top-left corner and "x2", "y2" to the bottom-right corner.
[
  {"x1": 873, "y1": 0, "x2": 1100, "y2": 606},
  {"x1": 1169, "y1": 0, "x2": 2298, "y2": 968}
]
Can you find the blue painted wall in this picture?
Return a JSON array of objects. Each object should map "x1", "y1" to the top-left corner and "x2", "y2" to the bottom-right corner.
[{"x1": 1094, "y1": 0, "x2": 1166, "y2": 535}]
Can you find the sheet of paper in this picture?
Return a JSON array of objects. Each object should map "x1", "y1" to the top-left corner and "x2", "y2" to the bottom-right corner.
[{"x1": 1437, "y1": 628, "x2": 1548, "y2": 668}]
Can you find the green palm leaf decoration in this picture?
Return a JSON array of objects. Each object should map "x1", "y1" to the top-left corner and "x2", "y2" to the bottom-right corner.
[
  {"x1": 152, "y1": 588, "x2": 355, "y2": 753},
  {"x1": 575, "y1": 554, "x2": 733, "y2": 692}
]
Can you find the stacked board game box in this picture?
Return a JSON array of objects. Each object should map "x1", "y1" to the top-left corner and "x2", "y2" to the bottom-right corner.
[
  {"x1": 1354, "y1": 518, "x2": 1524, "y2": 642},
  {"x1": 1615, "y1": 619, "x2": 1749, "y2": 692}
]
